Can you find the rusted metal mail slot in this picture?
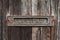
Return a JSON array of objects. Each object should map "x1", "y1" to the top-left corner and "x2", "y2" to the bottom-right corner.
[{"x1": 7, "y1": 16, "x2": 53, "y2": 27}]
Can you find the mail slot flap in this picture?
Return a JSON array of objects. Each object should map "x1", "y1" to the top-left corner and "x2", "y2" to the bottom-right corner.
[{"x1": 7, "y1": 16, "x2": 54, "y2": 27}]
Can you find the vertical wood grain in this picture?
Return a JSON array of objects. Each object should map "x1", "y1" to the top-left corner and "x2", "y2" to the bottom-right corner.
[
  {"x1": 6, "y1": 0, "x2": 56, "y2": 40},
  {"x1": 19, "y1": 0, "x2": 21, "y2": 15},
  {"x1": 13, "y1": 0, "x2": 19, "y2": 15},
  {"x1": 37, "y1": 0, "x2": 51, "y2": 16},
  {"x1": 21, "y1": 0, "x2": 28, "y2": 16},
  {"x1": 9, "y1": 27, "x2": 32, "y2": 40},
  {"x1": 28, "y1": 0, "x2": 32, "y2": 15},
  {"x1": 0, "y1": 0, "x2": 2, "y2": 40},
  {"x1": 32, "y1": 0, "x2": 51, "y2": 40},
  {"x1": 32, "y1": 27, "x2": 39, "y2": 40},
  {"x1": 38, "y1": 0, "x2": 51, "y2": 40},
  {"x1": 58, "y1": 0, "x2": 60, "y2": 40},
  {"x1": 21, "y1": 0, "x2": 32, "y2": 16},
  {"x1": 50, "y1": 0, "x2": 56, "y2": 40},
  {"x1": 2, "y1": 0, "x2": 9, "y2": 40},
  {"x1": 32, "y1": 0, "x2": 37, "y2": 16},
  {"x1": 9, "y1": 0, "x2": 14, "y2": 15},
  {"x1": 42, "y1": 27, "x2": 51, "y2": 40}
]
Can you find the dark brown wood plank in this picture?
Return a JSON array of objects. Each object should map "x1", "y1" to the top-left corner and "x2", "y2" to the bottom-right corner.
[
  {"x1": 0, "y1": 0, "x2": 2, "y2": 40},
  {"x1": 8, "y1": 27, "x2": 11, "y2": 40},
  {"x1": 9, "y1": 27, "x2": 32, "y2": 40}
]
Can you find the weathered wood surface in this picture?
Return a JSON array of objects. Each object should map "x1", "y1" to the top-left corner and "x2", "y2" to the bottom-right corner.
[
  {"x1": 8, "y1": 27, "x2": 32, "y2": 40},
  {"x1": 0, "y1": 0, "x2": 59, "y2": 40},
  {"x1": 2, "y1": 0, "x2": 9, "y2": 40},
  {"x1": 0, "y1": 0, "x2": 2, "y2": 40},
  {"x1": 7, "y1": 0, "x2": 55, "y2": 40},
  {"x1": 51, "y1": 0, "x2": 59, "y2": 40},
  {"x1": 9, "y1": 0, "x2": 32, "y2": 16},
  {"x1": 58, "y1": 0, "x2": 60, "y2": 40},
  {"x1": 31, "y1": 0, "x2": 53, "y2": 40},
  {"x1": 9, "y1": 0, "x2": 51, "y2": 16},
  {"x1": 32, "y1": 27, "x2": 38, "y2": 40}
]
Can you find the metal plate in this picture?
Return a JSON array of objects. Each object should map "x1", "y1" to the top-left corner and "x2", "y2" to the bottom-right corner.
[{"x1": 7, "y1": 16, "x2": 53, "y2": 26}]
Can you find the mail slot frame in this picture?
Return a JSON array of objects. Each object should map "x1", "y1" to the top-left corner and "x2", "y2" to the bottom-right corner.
[{"x1": 7, "y1": 16, "x2": 53, "y2": 27}]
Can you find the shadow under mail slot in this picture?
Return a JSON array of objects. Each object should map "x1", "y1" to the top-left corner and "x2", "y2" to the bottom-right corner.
[{"x1": 7, "y1": 16, "x2": 53, "y2": 26}]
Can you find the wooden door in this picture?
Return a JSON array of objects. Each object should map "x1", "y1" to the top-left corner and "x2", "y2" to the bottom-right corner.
[{"x1": 0, "y1": 0, "x2": 57, "y2": 40}]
